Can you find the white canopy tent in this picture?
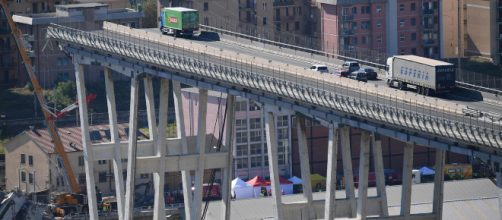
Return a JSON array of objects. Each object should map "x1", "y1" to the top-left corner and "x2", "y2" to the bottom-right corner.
[
  {"x1": 288, "y1": 176, "x2": 303, "y2": 185},
  {"x1": 231, "y1": 177, "x2": 254, "y2": 200}
]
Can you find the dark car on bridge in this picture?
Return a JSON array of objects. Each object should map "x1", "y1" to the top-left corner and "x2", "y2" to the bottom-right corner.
[{"x1": 355, "y1": 68, "x2": 378, "y2": 80}]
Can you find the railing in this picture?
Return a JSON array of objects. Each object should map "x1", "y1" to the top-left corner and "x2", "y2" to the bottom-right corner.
[
  {"x1": 46, "y1": 24, "x2": 502, "y2": 149},
  {"x1": 341, "y1": 15, "x2": 354, "y2": 21},
  {"x1": 423, "y1": 39, "x2": 436, "y2": 45}
]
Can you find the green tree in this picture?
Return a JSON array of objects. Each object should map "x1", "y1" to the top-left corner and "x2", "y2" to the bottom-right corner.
[
  {"x1": 47, "y1": 81, "x2": 77, "y2": 110},
  {"x1": 141, "y1": 0, "x2": 158, "y2": 28}
]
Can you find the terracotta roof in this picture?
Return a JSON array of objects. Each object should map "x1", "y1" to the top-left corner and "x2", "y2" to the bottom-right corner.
[{"x1": 26, "y1": 123, "x2": 131, "y2": 154}]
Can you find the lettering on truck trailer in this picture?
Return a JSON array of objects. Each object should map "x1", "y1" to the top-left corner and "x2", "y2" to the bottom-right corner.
[
  {"x1": 169, "y1": 16, "x2": 178, "y2": 23},
  {"x1": 399, "y1": 66, "x2": 430, "y2": 81}
]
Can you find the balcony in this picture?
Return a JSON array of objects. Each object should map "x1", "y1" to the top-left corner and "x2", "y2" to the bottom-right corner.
[
  {"x1": 423, "y1": 39, "x2": 436, "y2": 45},
  {"x1": 422, "y1": 9, "x2": 434, "y2": 15},
  {"x1": 422, "y1": 24, "x2": 438, "y2": 30},
  {"x1": 341, "y1": 15, "x2": 354, "y2": 21},
  {"x1": 273, "y1": 0, "x2": 295, "y2": 7},
  {"x1": 340, "y1": 28, "x2": 354, "y2": 36}
]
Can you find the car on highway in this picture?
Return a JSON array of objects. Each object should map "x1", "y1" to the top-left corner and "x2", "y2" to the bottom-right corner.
[
  {"x1": 309, "y1": 64, "x2": 329, "y2": 73},
  {"x1": 348, "y1": 71, "x2": 367, "y2": 82},
  {"x1": 355, "y1": 67, "x2": 378, "y2": 80}
]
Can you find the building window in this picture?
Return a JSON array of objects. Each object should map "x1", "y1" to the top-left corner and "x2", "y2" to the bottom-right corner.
[
  {"x1": 376, "y1": 20, "x2": 382, "y2": 28},
  {"x1": 411, "y1": 18, "x2": 416, "y2": 26},
  {"x1": 99, "y1": 172, "x2": 107, "y2": 183},
  {"x1": 79, "y1": 174, "x2": 86, "y2": 184},
  {"x1": 352, "y1": 22, "x2": 357, "y2": 30},
  {"x1": 263, "y1": 17, "x2": 267, "y2": 25},
  {"x1": 400, "y1": 49, "x2": 406, "y2": 55},
  {"x1": 411, "y1": 3, "x2": 416, "y2": 11},
  {"x1": 250, "y1": 156, "x2": 262, "y2": 168},
  {"x1": 236, "y1": 145, "x2": 248, "y2": 156},
  {"x1": 286, "y1": 23, "x2": 289, "y2": 31},
  {"x1": 295, "y1": 21, "x2": 300, "y2": 30},
  {"x1": 21, "y1": 171, "x2": 26, "y2": 182},
  {"x1": 277, "y1": 116, "x2": 288, "y2": 127},
  {"x1": 376, "y1": 5, "x2": 382, "y2": 13},
  {"x1": 352, "y1": 7, "x2": 357, "y2": 14},
  {"x1": 29, "y1": 173, "x2": 33, "y2": 184},
  {"x1": 236, "y1": 132, "x2": 248, "y2": 144},
  {"x1": 298, "y1": 7, "x2": 301, "y2": 15},
  {"x1": 400, "y1": 19, "x2": 405, "y2": 27},
  {"x1": 400, "y1": 34, "x2": 405, "y2": 41},
  {"x1": 411, "y1": 48, "x2": 417, "y2": 54},
  {"x1": 276, "y1": 24, "x2": 281, "y2": 31},
  {"x1": 203, "y1": 2, "x2": 208, "y2": 11},
  {"x1": 264, "y1": 156, "x2": 269, "y2": 166},
  {"x1": 20, "y1": 154, "x2": 26, "y2": 164},
  {"x1": 98, "y1": 160, "x2": 107, "y2": 165},
  {"x1": 249, "y1": 101, "x2": 261, "y2": 111},
  {"x1": 236, "y1": 119, "x2": 247, "y2": 131},
  {"x1": 411, "y1": 32, "x2": 417, "y2": 41},
  {"x1": 278, "y1": 154, "x2": 285, "y2": 165},
  {"x1": 277, "y1": 140, "x2": 288, "y2": 153},
  {"x1": 286, "y1": 7, "x2": 289, "y2": 16},
  {"x1": 361, "y1": 6, "x2": 365, "y2": 14},
  {"x1": 366, "y1": 6, "x2": 370, "y2": 14},
  {"x1": 362, "y1": 36, "x2": 367, "y2": 44},
  {"x1": 399, "y1": 4, "x2": 405, "y2": 11},
  {"x1": 377, "y1": 35, "x2": 382, "y2": 43},
  {"x1": 140, "y1": 173, "x2": 150, "y2": 179},
  {"x1": 250, "y1": 143, "x2": 262, "y2": 155},
  {"x1": 250, "y1": 131, "x2": 261, "y2": 142},
  {"x1": 236, "y1": 101, "x2": 247, "y2": 112},
  {"x1": 236, "y1": 158, "x2": 248, "y2": 169},
  {"x1": 249, "y1": 118, "x2": 261, "y2": 129},
  {"x1": 277, "y1": 128, "x2": 288, "y2": 139}
]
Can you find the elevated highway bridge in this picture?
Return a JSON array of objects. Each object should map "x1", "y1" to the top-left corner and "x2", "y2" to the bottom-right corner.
[{"x1": 46, "y1": 22, "x2": 502, "y2": 220}]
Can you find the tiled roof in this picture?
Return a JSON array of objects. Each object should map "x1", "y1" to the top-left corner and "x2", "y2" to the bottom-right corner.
[{"x1": 26, "y1": 123, "x2": 131, "y2": 154}]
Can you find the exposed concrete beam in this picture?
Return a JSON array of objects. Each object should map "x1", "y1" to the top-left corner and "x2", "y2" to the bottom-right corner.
[
  {"x1": 372, "y1": 134, "x2": 389, "y2": 217},
  {"x1": 401, "y1": 143, "x2": 414, "y2": 217},
  {"x1": 296, "y1": 115, "x2": 313, "y2": 218},
  {"x1": 124, "y1": 77, "x2": 140, "y2": 220},
  {"x1": 135, "y1": 152, "x2": 228, "y2": 173},
  {"x1": 357, "y1": 131, "x2": 371, "y2": 220},
  {"x1": 104, "y1": 67, "x2": 125, "y2": 220},
  {"x1": 221, "y1": 95, "x2": 236, "y2": 220},
  {"x1": 341, "y1": 126, "x2": 357, "y2": 217},
  {"x1": 367, "y1": 213, "x2": 436, "y2": 220},
  {"x1": 324, "y1": 126, "x2": 339, "y2": 220},
  {"x1": 173, "y1": 80, "x2": 193, "y2": 220},
  {"x1": 74, "y1": 63, "x2": 98, "y2": 220},
  {"x1": 153, "y1": 78, "x2": 169, "y2": 220},
  {"x1": 265, "y1": 109, "x2": 284, "y2": 220},
  {"x1": 432, "y1": 149, "x2": 446, "y2": 220},
  {"x1": 192, "y1": 88, "x2": 208, "y2": 220}
]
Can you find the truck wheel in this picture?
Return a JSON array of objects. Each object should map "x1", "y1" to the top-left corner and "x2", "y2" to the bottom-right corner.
[
  {"x1": 424, "y1": 88, "x2": 430, "y2": 96},
  {"x1": 399, "y1": 82, "x2": 406, "y2": 90}
]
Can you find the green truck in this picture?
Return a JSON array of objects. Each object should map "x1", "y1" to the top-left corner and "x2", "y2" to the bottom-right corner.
[{"x1": 160, "y1": 7, "x2": 199, "y2": 37}]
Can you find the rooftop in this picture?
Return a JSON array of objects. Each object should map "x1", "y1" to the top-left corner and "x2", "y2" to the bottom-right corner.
[{"x1": 55, "y1": 3, "x2": 108, "y2": 9}]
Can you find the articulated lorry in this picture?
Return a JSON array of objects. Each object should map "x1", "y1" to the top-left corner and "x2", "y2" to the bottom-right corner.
[
  {"x1": 160, "y1": 7, "x2": 199, "y2": 37},
  {"x1": 386, "y1": 55, "x2": 456, "y2": 96}
]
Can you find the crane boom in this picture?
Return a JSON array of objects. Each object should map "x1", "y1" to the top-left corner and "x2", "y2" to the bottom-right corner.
[{"x1": 1, "y1": 0, "x2": 81, "y2": 193}]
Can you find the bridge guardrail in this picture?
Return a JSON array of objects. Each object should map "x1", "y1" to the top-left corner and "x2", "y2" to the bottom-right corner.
[
  {"x1": 199, "y1": 24, "x2": 502, "y2": 95},
  {"x1": 46, "y1": 24, "x2": 502, "y2": 149}
]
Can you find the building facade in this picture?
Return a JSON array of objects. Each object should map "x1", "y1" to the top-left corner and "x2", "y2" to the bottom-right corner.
[
  {"x1": 319, "y1": 0, "x2": 440, "y2": 58},
  {"x1": 7, "y1": 3, "x2": 142, "y2": 87}
]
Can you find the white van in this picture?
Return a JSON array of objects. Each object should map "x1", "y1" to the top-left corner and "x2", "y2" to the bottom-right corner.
[{"x1": 309, "y1": 64, "x2": 329, "y2": 73}]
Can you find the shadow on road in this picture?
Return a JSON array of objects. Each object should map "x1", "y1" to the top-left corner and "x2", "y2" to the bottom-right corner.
[
  {"x1": 193, "y1": 31, "x2": 220, "y2": 42},
  {"x1": 439, "y1": 87, "x2": 484, "y2": 102}
]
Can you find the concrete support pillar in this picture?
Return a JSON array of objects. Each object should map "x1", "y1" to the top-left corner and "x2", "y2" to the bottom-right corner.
[
  {"x1": 124, "y1": 77, "x2": 140, "y2": 220},
  {"x1": 400, "y1": 143, "x2": 414, "y2": 218},
  {"x1": 296, "y1": 115, "x2": 313, "y2": 218},
  {"x1": 264, "y1": 108, "x2": 284, "y2": 220},
  {"x1": 173, "y1": 81, "x2": 192, "y2": 219},
  {"x1": 192, "y1": 89, "x2": 208, "y2": 220},
  {"x1": 341, "y1": 126, "x2": 356, "y2": 217},
  {"x1": 221, "y1": 95, "x2": 236, "y2": 220},
  {"x1": 153, "y1": 79, "x2": 169, "y2": 220},
  {"x1": 144, "y1": 77, "x2": 158, "y2": 143},
  {"x1": 357, "y1": 131, "x2": 371, "y2": 220},
  {"x1": 104, "y1": 68, "x2": 125, "y2": 220},
  {"x1": 432, "y1": 150, "x2": 446, "y2": 220},
  {"x1": 324, "y1": 126, "x2": 339, "y2": 220},
  {"x1": 497, "y1": 169, "x2": 502, "y2": 220},
  {"x1": 372, "y1": 134, "x2": 389, "y2": 217},
  {"x1": 74, "y1": 63, "x2": 98, "y2": 220}
]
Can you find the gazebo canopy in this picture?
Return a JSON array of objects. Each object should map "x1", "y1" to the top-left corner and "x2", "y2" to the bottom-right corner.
[
  {"x1": 288, "y1": 176, "x2": 303, "y2": 185},
  {"x1": 419, "y1": 166, "x2": 435, "y2": 176}
]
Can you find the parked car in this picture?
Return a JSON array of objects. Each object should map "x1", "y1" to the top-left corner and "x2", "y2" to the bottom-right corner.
[
  {"x1": 348, "y1": 71, "x2": 367, "y2": 82},
  {"x1": 356, "y1": 68, "x2": 378, "y2": 80},
  {"x1": 309, "y1": 64, "x2": 329, "y2": 73}
]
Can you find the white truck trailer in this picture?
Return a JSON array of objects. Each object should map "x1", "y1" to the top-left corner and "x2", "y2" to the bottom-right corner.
[{"x1": 386, "y1": 55, "x2": 456, "y2": 96}]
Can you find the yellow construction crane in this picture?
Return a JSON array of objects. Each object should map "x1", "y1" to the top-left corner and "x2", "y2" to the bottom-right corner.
[{"x1": 1, "y1": 0, "x2": 80, "y2": 193}]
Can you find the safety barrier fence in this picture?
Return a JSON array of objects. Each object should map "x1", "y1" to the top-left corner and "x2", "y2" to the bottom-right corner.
[{"x1": 46, "y1": 24, "x2": 501, "y2": 150}]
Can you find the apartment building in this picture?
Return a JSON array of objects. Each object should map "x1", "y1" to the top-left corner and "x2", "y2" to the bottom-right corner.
[
  {"x1": 319, "y1": 0, "x2": 440, "y2": 58},
  {"x1": 441, "y1": 0, "x2": 500, "y2": 65},
  {"x1": 4, "y1": 3, "x2": 142, "y2": 87},
  {"x1": 0, "y1": 0, "x2": 56, "y2": 85},
  {"x1": 181, "y1": 88, "x2": 293, "y2": 180}
]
